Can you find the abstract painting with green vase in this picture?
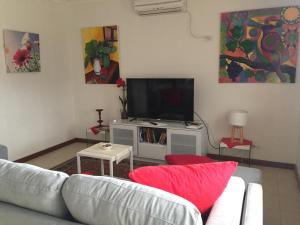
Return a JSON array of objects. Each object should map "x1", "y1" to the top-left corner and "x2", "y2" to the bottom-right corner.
[
  {"x1": 219, "y1": 6, "x2": 300, "y2": 83},
  {"x1": 81, "y1": 26, "x2": 120, "y2": 84}
]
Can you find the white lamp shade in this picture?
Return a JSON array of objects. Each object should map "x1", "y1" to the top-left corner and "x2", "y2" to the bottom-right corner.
[{"x1": 228, "y1": 110, "x2": 248, "y2": 127}]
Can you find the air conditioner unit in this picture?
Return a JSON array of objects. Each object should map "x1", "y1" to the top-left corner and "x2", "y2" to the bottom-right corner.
[{"x1": 133, "y1": 0, "x2": 187, "y2": 15}]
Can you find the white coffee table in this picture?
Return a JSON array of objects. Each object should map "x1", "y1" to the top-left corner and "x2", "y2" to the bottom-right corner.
[{"x1": 77, "y1": 143, "x2": 133, "y2": 177}]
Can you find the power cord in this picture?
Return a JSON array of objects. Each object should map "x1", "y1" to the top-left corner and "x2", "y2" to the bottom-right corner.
[
  {"x1": 186, "y1": 11, "x2": 212, "y2": 40},
  {"x1": 185, "y1": 0, "x2": 212, "y2": 40},
  {"x1": 194, "y1": 112, "x2": 219, "y2": 150}
]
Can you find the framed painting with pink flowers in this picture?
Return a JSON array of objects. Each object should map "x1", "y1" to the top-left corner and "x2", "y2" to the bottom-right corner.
[{"x1": 3, "y1": 29, "x2": 40, "y2": 73}]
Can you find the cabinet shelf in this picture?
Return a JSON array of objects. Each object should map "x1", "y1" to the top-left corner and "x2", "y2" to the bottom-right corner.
[
  {"x1": 110, "y1": 120, "x2": 208, "y2": 160},
  {"x1": 139, "y1": 127, "x2": 167, "y2": 145},
  {"x1": 171, "y1": 144, "x2": 196, "y2": 148},
  {"x1": 110, "y1": 125, "x2": 138, "y2": 156},
  {"x1": 138, "y1": 143, "x2": 167, "y2": 160},
  {"x1": 139, "y1": 142, "x2": 166, "y2": 147},
  {"x1": 114, "y1": 137, "x2": 132, "y2": 141}
]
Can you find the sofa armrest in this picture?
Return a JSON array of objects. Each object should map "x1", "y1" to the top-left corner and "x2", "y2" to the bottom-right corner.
[
  {"x1": 0, "y1": 145, "x2": 8, "y2": 160},
  {"x1": 205, "y1": 176, "x2": 245, "y2": 225},
  {"x1": 241, "y1": 183, "x2": 263, "y2": 225}
]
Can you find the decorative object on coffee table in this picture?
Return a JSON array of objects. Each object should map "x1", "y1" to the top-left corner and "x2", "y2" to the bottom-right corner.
[
  {"x1": 116, "y1": 78, "x2": 128, "y2": 119},
  {"x1": 228, "y1": 110, "x2": 248, "y2": 143}
]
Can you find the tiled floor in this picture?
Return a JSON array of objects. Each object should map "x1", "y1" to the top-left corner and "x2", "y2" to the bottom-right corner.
[
  {"x1": 257, "y1": 166, "x2": 300, "y2": 225},
  {"x1": 26, "y1": 142, "x2": 87, "y2": 169},
  {"x1": 25, "y1": 142, "x2": 300, "y2": 225}
]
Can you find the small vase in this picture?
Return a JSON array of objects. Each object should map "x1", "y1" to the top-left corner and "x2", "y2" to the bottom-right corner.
[
  {"x1": 121, "y1": 109, "x2": 128, "y2": 120},
  {"x1": 93, "y1": 58, "x2": 101, "y2": 75}
]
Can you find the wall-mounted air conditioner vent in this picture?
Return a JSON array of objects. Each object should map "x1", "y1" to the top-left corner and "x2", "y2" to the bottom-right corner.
[{"x1": 133, "y1": 0, "x2": 187, "y2": 15}]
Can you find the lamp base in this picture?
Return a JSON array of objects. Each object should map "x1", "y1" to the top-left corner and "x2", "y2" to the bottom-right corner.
[{"x1": 231, "y1": 126, "x2": 244, "y2": 144}]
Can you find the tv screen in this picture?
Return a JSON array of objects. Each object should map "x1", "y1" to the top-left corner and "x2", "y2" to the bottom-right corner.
[{"x1": 127, "y1": 78, "x2": 194, "y2": 121}]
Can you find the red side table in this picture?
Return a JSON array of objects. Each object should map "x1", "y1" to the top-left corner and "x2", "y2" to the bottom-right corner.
[{"x1": 219, "y1": 137, "x2": 253, "y2": 166}]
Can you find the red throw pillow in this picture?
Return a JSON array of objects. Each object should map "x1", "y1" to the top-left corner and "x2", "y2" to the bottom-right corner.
[
  {"x1": 128, "y1": 161, "x2": 238, "y2": 214},
  {"x1": 165, "y1": 154, "x2": 215, "y2": 165}
]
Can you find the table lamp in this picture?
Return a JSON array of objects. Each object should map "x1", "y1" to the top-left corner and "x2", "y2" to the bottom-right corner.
[{"x1": 228, "y1": 110, "x2": 248, "y2": 143}]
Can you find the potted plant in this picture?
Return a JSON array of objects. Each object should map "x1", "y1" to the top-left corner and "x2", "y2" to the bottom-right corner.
[
  {"x1": 84, "y1": 40, "x2": 117, "y2": 76},
  {"x1": 116, "y1": 78, "x2": 128, "y2": 119}
]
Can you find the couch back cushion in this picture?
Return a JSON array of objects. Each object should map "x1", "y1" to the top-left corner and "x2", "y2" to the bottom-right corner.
[
  {"x1": 0, "y1": 159, "x2": 70, "y2": 219},
  {"x1": 129, "y1": 161, "x2": 238, "y2": 214},
  {"x1": 62, "y1": 174, "x2": 203, "y2": 225}
]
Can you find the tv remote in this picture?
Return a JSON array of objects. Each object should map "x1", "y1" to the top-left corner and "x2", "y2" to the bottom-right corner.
[{"x1": 150, "y1": 122, "x2": 157, "y2": 125}]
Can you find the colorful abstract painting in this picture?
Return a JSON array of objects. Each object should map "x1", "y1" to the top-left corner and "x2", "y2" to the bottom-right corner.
[
  {"x1": 219, "y1": 6, "x2": 300, "y2": 83},
  {"x1": 4, "y1": 30, "x2": 40, "y2": 73},
  {"x1": 81, "y1": 26, "x2": 120, "y2": 84}
]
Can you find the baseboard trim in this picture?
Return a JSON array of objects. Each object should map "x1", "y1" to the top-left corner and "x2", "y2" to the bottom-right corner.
[
  {"x1": 74, "y1": 138, "x2": 102, "y2": 144},
  {"x1": 295, "y1": 164, "x2": 300, "y2": 190},
  {"x1": 15, "y1": 139, "x2": 78, "y2": 163},
  {"x1": 207, "y1": 154, "x2": 295, "y2": 169},
  {"x1": 14, "y1": 139, "x2": 297, "y2": 173},
  {"x1": 14, "y1": 138, "x2": 107, "y2": 163}
]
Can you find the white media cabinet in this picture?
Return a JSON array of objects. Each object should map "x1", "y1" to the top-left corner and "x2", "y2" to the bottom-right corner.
[{"x1": 110, "y1": 120, "x2": 208, "y2": 161}]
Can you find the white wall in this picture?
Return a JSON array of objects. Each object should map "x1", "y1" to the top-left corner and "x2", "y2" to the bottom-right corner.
[
  {"x1": 297, "y1": 97, "x2": 300, "y2": 178},
  {"x1": 1, "y1": 0, "x2": 299, "y2": 165},
  {"x1": 297, "y1": 150, "x2": 300, "y2": 180},
  {"x1": 0, "y1": 0, "x2": 75, "y2": 160},
  {"x1": 68, "y1": 0, "x2": 300, "y2": 164}
]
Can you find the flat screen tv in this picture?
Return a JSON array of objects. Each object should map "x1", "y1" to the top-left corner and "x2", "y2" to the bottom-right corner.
[{"x1": 127, "y1": 78, "x2": 194, "y2": 121}]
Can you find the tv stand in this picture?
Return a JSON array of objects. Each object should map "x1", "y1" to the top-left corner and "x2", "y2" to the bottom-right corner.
[{"x1": 110, "y1": 119, "x2": 208, "y2": 160}]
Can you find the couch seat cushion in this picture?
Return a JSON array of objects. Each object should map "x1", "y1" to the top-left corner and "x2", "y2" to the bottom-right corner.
[
  {"x1": 129, "y1": 161, "x2": 238, "y2": 214},
  {"x1": 0, "y1": 159, "x2": 70, "y2": 219},
  {"x1": 62, "y1": 174, "x2": 202, "y2": 225}
]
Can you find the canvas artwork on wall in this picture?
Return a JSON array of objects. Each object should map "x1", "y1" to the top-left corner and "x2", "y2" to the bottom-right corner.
[
  {"x1": 3, "y1": 29, "x2": 40, "y2": 73},
  {"x1": 81, "y1": 26, "x2": 120, "y2": 84},
  {"x1": 219, "y1": 6, "x2": 300, "y2": 83}
]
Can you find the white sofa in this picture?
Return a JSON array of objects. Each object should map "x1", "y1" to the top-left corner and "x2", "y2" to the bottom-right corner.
[
  {"x1": 206, "y1": 176, "x2": 263, "y2": 225},
  {"x1": 0, "y1": 145, "x2": 8, "y2": 159},
  {"x1": 0, "y1": 159, "x2": 262, "y2": 225}
]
